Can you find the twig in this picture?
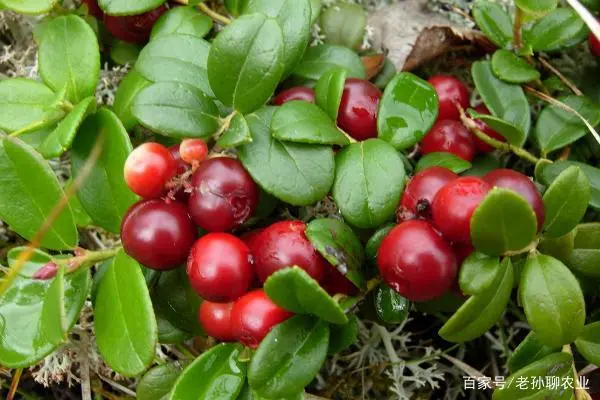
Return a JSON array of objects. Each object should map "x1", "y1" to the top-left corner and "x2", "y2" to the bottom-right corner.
[
  {"x1": 441, "y1": 354, "x2": 487, "y2": 380},
  {"x1": 538, "y1": 57, "x2": 583, "y2": 96},
  {"x1": 97, "y1": 374, "x2": 136, "y2": 397},
  {"x1": 563, "y1": 344, "x2": 592, "y2": 400},
  {"x1": 79, "y1": 320, "x2": 92, "y2": 400},
  {"x1": 7, "y1": 368, "x2": 23, "y2": 400},
  {"x1": 513, "y1": 7, "x2": 524, "y2": 51},
  {"x1": 172, "y1": 0, "x2": 232, "y2": 24},
  {"x1": 579, "y1": 364, "x2": 599, "y2": 376},
  {"x1": 213, "y1": 110, "x2": 238, "y2": 140}
]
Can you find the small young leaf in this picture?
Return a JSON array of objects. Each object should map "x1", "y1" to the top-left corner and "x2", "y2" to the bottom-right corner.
[
  {"x1": 1, "y1": 0, "x2": 57, "y2": 14},
  {"x1": 491, "y1": 49, "x2": 541, "y2": 84},
  {"x1": 328, "y1": 315, "x2": 358, "y2": 355},
  {"x1": 374, "y1": 284, "x2": 410, "y2": 324},
  {"x1": 113, "y1": 69, "x2": 151, "y2": 131},
  {"x1": 468, "y1": 108, "x2": 527, "y2": 147},
  {"x1": 365, "y1": 224, "x2": 394, "y2": 265},
  {"x1": 507, "y1": 331, "x2": 560, "y2": 373},
  {"x1": 472, "y1": 0, "x2": 513, "y2": 48},
  {"x1": 575, "y1": 322, "x2": 600, "y2": 366},
  {"x1": 377, "y1": 72, "x2": 438, "y2": 150},
  {"x1": 319, "y1": 2, "x2": 366, "y2": 50},
  {"x1": 98, "y1": 0, "x2": 165, "y2": 15},
  {"x1": 415, "y1": 152, "x2": 471, "y2": 174},
  {"x1": 137, "y1": 363, "x2": 182, "y2": 400},
  {"x1": 315, "y1": 67, "x2": 347, "y2": 120},
  {"x1": 217, "y1": 113, "x2": 252, "y2": 148},
  {"x1": 520, "y1": 253, "x2": 585, "y2": 348},
  {"x1": 293, "y1": 44, "x2": 365, "y2": 81},
  {"x1": 459, "y1": 252, "x2": 500, "y2": 296},
  {"x1": 150, "y1": 6, "x2": 213, "y2": 40},
  {"x1": 543, "y1": 166, "x2": 591, "y2": 237},
  {"x1": 515, "y1": 0, "x2": 557, "y2": 14},
  {"x1": 523, "y1": 8, "x2": 589, "y2": 52},
  {"x1": 537, "y1": 160, "x2": 600, "y2": 210}
]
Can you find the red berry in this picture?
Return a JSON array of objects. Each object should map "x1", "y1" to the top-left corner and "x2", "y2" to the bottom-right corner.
[
  {"x1": 83, "y1": 0, "x2": 104, "y2": 18},
  {"x1": 322, "y1": 268, "x2": 358, "y2": 296},
  {"x1": 400, "y1": 167, "x2": 458, "y2": 218},
  {"x1": 240, "y1": 228, "x2": 265, "y2": 249},
  {"x1": 180, "y1": 139, "x2": 208, "y2": 165},
  {"x1": 337, "y1": 78, "x2": 382, "y2": 141},
  {"x1": 230, "y1": 289, "x2": 293, "y2": 348},
  {"x1": 472, "y1": 105, "x2": 507, "y2": 153},
  {"x1": 250, "y1": 220, "x2": 329, "y2": 283},
  {"x1": 186, "y1": 233, "x2": 254, "y2": 302},
  {"x1": 168, "y1": 144, "x2": 190, "y2": 175},
  {"x1": 121, "y1": 199, "x2": 196, "y2": 270},
  {"x1": 420, "y1": 119, "x2": 476, "y2": 162},
  {"x1": 483, "y1": 169, "x2": 545, "y2": 230},
  {"x1": 377, "y1": 220, "x2": 457, "y2": 302},
  {"x1": 188, "y1": 157, "x2": 259, "y2": 232},
  {"x1": 104, "y1": 5, "x2": 167, "y2": 44},
  {"x1": 273, "y1": 87, "x2": 315, "y2": 105},
  {"x1": 198, "y1": 301, "x2": 236, "y2": 342},
  {"x1": 453, "y1": 242, "x2": 474, "y2": 265},
  {"x1": 589, "y1": 32, "x2": 600, "y2": 57},
  {"x1": 124, "y1": 142, "x2": 177, "y2": 198},
  {"x1": 432, "y1": 177, "x2": 492, "y2": 243},
  {"x1": 428, "y1": 75, "x2": 470, "y2": 121}
]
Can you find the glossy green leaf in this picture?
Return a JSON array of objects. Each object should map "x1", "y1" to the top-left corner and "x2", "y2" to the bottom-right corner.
[
  {"x1": 0, "y1": 251, "x2": 89, "y2": 368},
  {"x1": 319, "y1": 2, "x2": 366, "y2": 50},
  {"x1": 0, "y1": 136, "x2": 78, "y2": 250},
  {"x1": 98, "y1": 0, "x2": 165, "y2": 15},
  {"x1": 415, "y1": 152, "x2": 471, "y2": 174},
  {"x1": 132, "y1": 82, "x2": 220, "y2": 139},
  {"x1": 566, "y1": 249, "x2": 600, "y2": 278},
  {"x1": 523, "y1": 8, "x2": 589, "y2": 52},
  {"x1": 151, "y1": 7, "x2": 213, "y2": 40},
  {"x1": 156, "y1": 305, "x2": 192, "y2": 344},
  {"x1": 239, "y1": 107, "x2": 334, "y2": 205},
  {"x1": 537, "y1": 161, "x2": 600, "y2": 209},
  {"x1": 471, "y1": 188, "x2": 538, "y2": 256},
  {"x1": 468, "y1": 108, "x2": 527, "y2": 147},
  {"x1": 94, "y1": 250, "x2": 157, "y2": 377},
  {"x1": 538, "y1": 232, "x2": 574, "y2": 264},
  {"x1": 1, "y1": 0, "x2": 57, "y2": 14},
  {"x1": 71, "y1": 109, "x2": 138, "y2": 233},
  {"x1": 40, "y1": 266, "x2": 66, "y2": 347},
  {"x1": 171, "y1": 344, "x2": 246, "y2": 400},
  {"x1": 534, "y1": 95, "x2": 600, "y2": 154},
  {"x1": 416, "y1": 292, "x2": 466, "y2": 315},
  {"x1": 472, "y1": 1, "x2": 513, "y2": 48},
  {"x1": 575, "y1": 322, "x2": 600, "y2": 365},
  {"x1": 305, "y1": 217, "x2": 365, "y2": 289},
  {"x1": 271, "y1": 100, "x2": 349, "y2": 145},
  {"x1": 293, "y1": 44, "x2": 365, "y2": 81},
  {"x1": 471, "y1": 61, "x2": 531, "y2": 136},
  {"x1": 332, "y1": 139, "x2": 405, "y2": 228},
  {"x1": 109, "y1": 40, "x2": 142, "y2": 66},
  {"x1": 491, "y1": 49, "x2": 541, "y2": 84},
  {"x1": 574, "y1": 223, "x2": 600, "y2": 248},
  {"x1": 64, "y1": 179, "x2": 93, "y2": 227},
  {"x1": 377, "y1": 72, "x2": 438, "y2": 150},
  {"x1": 217, "y1": 113, "x2": 252, "y2": 148},
  {"x1": 138, "y1": 364, "x2": 182, "y2": 400},
  {"x1": 373, "y1": 58, "x2": 396, "y2": 89},
  {"x1": 462, "y1": 154, "x2": 502, "y2": 177},
  {"x1": 543, "y1": 166, "x2": 590, "y2": 237},
  {"x1": 39, "y1": 15, "x2": 100, "y2": 103},
  {"x1": 315, "y1": 67, "x2": 347, "y2": 120},
  {"x1": 310, "y1": 0, "x2": 322, "y2": 23},
  {"x1": 113, "y1": 69, "x2": 151, "y2": 131},
  {"x1": 328, "y1": 315, "x2": 358, "y2": 355},
  {"x1": 515, "y1": 0, "x2": 557, "y2": 14},
  {"x1": 249, "y1": 316, "x2": 329, "y2": 398},
  {"x1": 264, "y1": 267, "x2": 348, "y2": 324},
  {"x1": 459, "y1": 252, "x2": 500, "y2": 296},
  {"x1": 374, "y1": 284, "x2": 410, "y2": 324},
  {"x1": 507, "y1": 331, "x2": 560, "y2": 373},
  {"x1": 520, "y1": 253, "x2": 585, "y2": 348},
  {"x1": 224, "y1": 0, "x2": 248, "y2": 16},
  {"x1": 208, "y1": 13, "x2": 285, "y2": 113},
  {"x1": 365, "y1": 224, "x2": 394, "y2": 265},
  {"x1": 439, "y1": 258, "x2": 513, "y2": 343}
]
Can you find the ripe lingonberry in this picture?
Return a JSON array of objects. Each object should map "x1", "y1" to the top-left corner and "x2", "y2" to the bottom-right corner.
[
  {"x1": 249, "y1": 220, "x2": 328, "y2": 283},
  {"x1": 432, "y1": 176, "x2": 492, "y2": 243},
  {"x1": 186, "y1": 233, "x2": 254, "y2": 302},
  {"x1": 198, "y1": 301, "x2": 236, "y2": 342},
  {"x1": 337, "y1": 78, "x2": 382, "y2": 141},
  {"x1": 472, "y1": 105, "x2": 506, "y2": 153},
  {"x1": 180, "y1": 139, "x2": 208, "y2": 165},
  {"x1": 428, "y1": 75, "x2": 470, "y2": 121},
  {"x1": 104, "y1": 5, "x2": 167, "y2": 44},
  {"x1": 420, "y1": 119, "x2": 476, "y2": 162},
  {"x1": 83, "y1": 0, "x2": 103, "y2": 18},
  {"x1": 589, "y1": 32, "x2": 600, "y2": 57},
  {"x1": 230, "y1": 289, "x2": 293, "y2": 348},
  {"x1": 169, "y1": 144, "x2": 190, "y2": 175},
  {"x1": 188, "y1": 157, "x2": 259, "y2": 232},
  {"x1": 377, "y1": 220, "x2": 457, "y2": 302},
  {"x1": 124, "y1": 142, "x2": 177, "y2": 198},
  {"x1": 322, "y1": 268, "x2": 358, "y2": 296},
  {"x1": 400, "y1": 167, "x2": 458, "y2": 218},
  {"x1": 272, "y1": 87, "x2": 315, "y2": 105},
  {"x1": 483, "y1": 169, "x2": 545, "y2": 230},
  {"x1": 121, "y1": 199, "x2": 196, "y2": 270}
]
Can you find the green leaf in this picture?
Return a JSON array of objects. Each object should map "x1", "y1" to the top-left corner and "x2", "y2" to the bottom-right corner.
[
  {"x1": 239, "y1": 107, "x2": 335, "y2": 206},
  {"x1": 171, "y1": 344, "x2": 246, "y2": 400},
  {"x1": 0, "y1": 250, "x2": 89, "y2": 368},
  {"x1": 224, "y1": 0, "x2": 248, "y2": 16},
  {"x1": 472, "y1": 0, "x2": 513, "y2": 48},
  {"x1": 468, "y1": 108, "x2": 527, "y2": 147},
  {"x1": 507, "y1": 331, "x2": 560, "y2": 373},
  {"x1": 248, "y1": 315, "x2": 329, "y2": 398},
  {"x1": 0, "y1": 136, "x2": 78, "y2": 250},
  {"x1": 310, "y1": 0, "x2": 322, "y2": 24},
  {"x1": 1, "y1": 0, "x2": 57, "y2": 14},
  {"x1": 332, "y1": 139, "x2": 405, "y2": 228},
  {"x1": 415, "y1": 152, "x2": 471, "y2": 174},
  {"x1": 566, "y1": 249, "x2": 600, "y2": 278},
  {"x1": 39, "y1": 15, "x2": 100, "y2": 103},
  {"x1": 151, "y1": 6, "x2": 213, "y2": 40},
  {"x1": 543, "y1": 166, "x2": 590, "y2": 237},
  {"x1": 319, "y1": 2, "x2": 366, "y2": 50},
  {"x1": 135, "y1": 34, "x2": 213, "y2": 95},
  {"x1": 523, "y1": 8, "x2": 589, "y2": 52},
  {"x1": 98, "y1": 0, "x2": 165, "y2": 15},
  {"x1": 293, "y1": 44, "x2": 365, "y2": 81},
  {"x1": 491, "y1": 49, "x2": 541, "y2": 84},
  {"x1": 582, "y1": 0, "x2": 600, "y2": 11},
  {"x1": 110, "y1": 40, "x2": 142, "y2": 67},
  {"x1": 515, "y1": 0, "x2": 557, "y2": 14},
  {"x1": 137, "y1": 364, "x2": 182, "y2": 400},
  {"x1": 459, "y1": 252, "x2": 500, "y2": 296},
  {"x1": 38, "y1": 96, "x2": 97, "y2": 159},
  {"x1": 156, "y1": 305, "x2": 192, "y2": 344},
  {"x1": 575, "y1": 322, "x2": 600, "y2": 365},
  {"x1": 217, "y1": 113, "x2": 252, "y2": 148},
  {"x1": 377, "y1": 72, "x2": 438, "y2": 150},
  {"x1": 439, "y1": 258, "x2": 513, "y2": 343},
  {"x1": 534, "y1": 95, "x2": 600, "y2": 154},
  {"x1": 94, "y1": 250, "x2": 157, "y2": 377},
  {"x1": 272, "y1": 100, "x2": 349, "y2": 145},
  {"x1": 264, "y1": 267, "x2": 348, "y2": 324},
  {"x1": 208, "y1": 13, "x2": 285, "y2": 114},
  {"x1": 314, "y1": 67, "x2": 347, "y2": 120},
  {"x1": 373, "y1": 58, "x2": 397, "y2": 89},
  {"x1": 40, "y1": 266, "x2": 66, "y2": 346},
  {"x1": 471, "y1": 60, "x2": 531, "y2": 136},
  {"x1": 471, "y1": 188, "x2": 538, "y2": 256},
  {"x1": 520, "y1": 253, "x2": 585, "y2": 348},
  {"x1": 305, "y1": 218, "x2": 365, "y2": 289},
  {"x1": 133, "y1": 82, "x2": 219, "y2": 139},
  {"x1": 538, "y1": 161, "x2": 600, "y2": 210},
  {"x1": 365, "y1": 224, "x2": 394, "y2": 265},
  {"x1": 538, "y1": 231, "x2": 574, "y2": 264},
  {"x1": 244, "y1": 0, "x2": 311, "y2": 76},
  {"x1": 7, "y1": 247, "x2": 57, "y2": 278},
  {"x1": 574, "y1": 223, "x2": 600, "y2": 248},
  {"x1": 374, "y1": 284, "x2": 410, "y2": 324},
  {"x1": 328, "y1": 315, "x2": 358, "y2": 355},
  {"x1": 113, "y1": 69, "x2": 151, "y2": 131},
  {"x1": 71, "y1": 108, "x2": 138, "y2": 233},
  {"x1": 462, "y1": 154, "x2": 502, "y2": 177},
  {"x1": 64, "y1": 179, "x2": 93, "y2": 227}
]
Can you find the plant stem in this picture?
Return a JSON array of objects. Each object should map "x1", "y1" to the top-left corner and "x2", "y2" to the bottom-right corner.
[
  {"x1": 213, "y1": 110, "x2": 238, "y2": 140},
  {"x1": 513, "y1": 6, "x2": 524, "y2": 51},
  {"x1": 198, "y1": 2, "x2": 232, "y2": 25},
  {"x1": 7, "y1": 368, "x2": 23, "y2": 400},
  {"x1": 563, "y1": 344, "x2": 592, "y2": 400},
  {"x1": 538, "y1": 57, "x2": 583, "y2": 96},
  {"x1": 502, "y1": 238, "x2": 539, "y2": 257}
]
